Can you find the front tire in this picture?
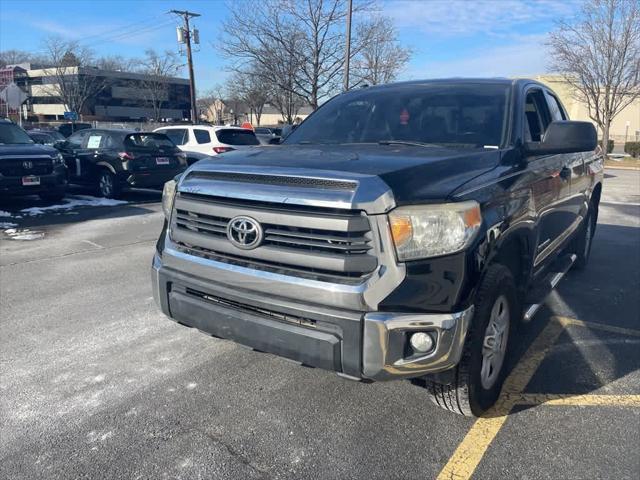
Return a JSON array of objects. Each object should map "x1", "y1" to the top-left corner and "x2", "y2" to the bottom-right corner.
[
  {"x1": 572, "y1": 206, "x2": 596, "y2": 270},
  {"x1": 419, "y1": 264, "x2": 518, "y2": 416},
  {"x1": 97, "y1": 170, "x2": 121, "y2": 199}
]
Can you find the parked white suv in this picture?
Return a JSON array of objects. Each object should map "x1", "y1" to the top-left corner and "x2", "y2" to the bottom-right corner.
[{"x1": 153, "y1": 125, "x2": 260, "y2": 156}]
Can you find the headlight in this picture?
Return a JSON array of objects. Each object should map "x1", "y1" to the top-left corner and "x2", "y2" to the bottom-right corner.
[
  {"x1": 52, "y1": 153, "x2": 65, "y2": 165},
  {"x1": 162, "y1": 179, "x2": 177, "y2": 219},
  {"x1": 388, "y1": 201, "x2": 481, "y2": 261}
]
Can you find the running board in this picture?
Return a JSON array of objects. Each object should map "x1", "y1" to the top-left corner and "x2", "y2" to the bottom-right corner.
[{"x1": 523, "y1": 253, "x2": 577, "y2": 322}]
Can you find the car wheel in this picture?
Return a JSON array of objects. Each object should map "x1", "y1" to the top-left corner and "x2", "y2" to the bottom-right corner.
[
  {"x1": 572, "y1": 206, "x2": 596, "y2": 270},
  {"x1": 39, "y1": 189, "x2": 65, "y2": 203},
  {"x1": 418, "y1": 264, "x2": 517, "y2": 416},
  {"x1": 97, "y1": 170, "x2": 120, "y2": 199}
]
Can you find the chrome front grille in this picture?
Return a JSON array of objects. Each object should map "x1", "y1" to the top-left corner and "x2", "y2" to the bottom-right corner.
[{"x1": 170, "y1": 192, "x2": 377, "y2": 280}]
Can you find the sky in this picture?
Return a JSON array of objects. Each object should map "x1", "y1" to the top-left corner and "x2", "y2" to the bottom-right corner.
[{"x1": 0, "y1": 0, "x2": 583, "y2": 93}]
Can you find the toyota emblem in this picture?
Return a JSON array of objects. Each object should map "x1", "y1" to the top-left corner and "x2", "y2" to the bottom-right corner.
[
  {"x1": 23, "y1": 161, "x2": 34, "y2": 169},
  {"x1": 226, "y1": 216, "x2": 263, "y2": 250}
]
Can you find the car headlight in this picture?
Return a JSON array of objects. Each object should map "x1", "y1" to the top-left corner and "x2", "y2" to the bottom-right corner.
[
  {"x1": 162, "y1": 179, "x2": 177, "y2": 219},
  {"x1": 388, "y1": 201, "x2": 482, "y2": 261},
  {"x1": 52, "y1": 153, "x2": 65, "y2": 165}
]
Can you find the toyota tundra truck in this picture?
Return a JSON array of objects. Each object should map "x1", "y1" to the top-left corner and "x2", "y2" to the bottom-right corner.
[{"x1": 152, "y1": 79, "x2": 603, "y2": 416}]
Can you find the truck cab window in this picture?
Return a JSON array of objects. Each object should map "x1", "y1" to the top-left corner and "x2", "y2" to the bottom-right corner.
[{"x1": 524, "y1": 90, "x2": 551, "y2": 142}]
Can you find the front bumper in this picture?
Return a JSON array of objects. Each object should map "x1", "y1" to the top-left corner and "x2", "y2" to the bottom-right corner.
[
  {"x1": 152, "y1": 252, "x2": 472, "y2": 381},
  {"x1": 0, "y1": 167, "x2": 67, "y2": 195},
  {"x1": 119, "y1": 167, "x2": 185, "y2": 188}
]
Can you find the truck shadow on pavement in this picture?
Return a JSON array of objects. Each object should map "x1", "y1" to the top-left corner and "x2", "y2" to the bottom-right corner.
[{"x1": 489, "y1": 222, "x2": 640, "y2": 417}]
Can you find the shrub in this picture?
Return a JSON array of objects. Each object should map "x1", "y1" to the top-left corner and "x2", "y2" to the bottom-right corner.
[
  {"x1": 624, "y1": 141, "x2": 640, "y2": 158},
  {"x1": 607, "y1": 139, "x2": 614, "y2": 153}
]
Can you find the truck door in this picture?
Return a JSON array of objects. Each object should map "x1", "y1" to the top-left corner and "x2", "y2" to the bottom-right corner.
[{"x1": 523, "y1": 88, "x2": 574, "y2": 268}]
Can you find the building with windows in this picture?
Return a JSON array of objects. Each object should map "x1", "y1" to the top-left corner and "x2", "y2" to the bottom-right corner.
[
  {"x1": 1, "y1": 63, "x2": 191, "y2": 122},
  {"x1": 535, "y1": 75, "x2": 640, "y2": 148}
]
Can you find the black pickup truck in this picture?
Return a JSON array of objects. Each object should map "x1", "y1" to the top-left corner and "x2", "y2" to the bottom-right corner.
[{"x1": 152, "y1": 79, "x2": 603, "y2": 416}]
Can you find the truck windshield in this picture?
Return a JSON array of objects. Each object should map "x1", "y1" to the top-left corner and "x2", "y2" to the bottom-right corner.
[
  {"x1": 285, "y1": 83, "x2": 511, "y2": 148},
  {"x1": 0, "y1": 123, "x2": 35, "y2": 145}
]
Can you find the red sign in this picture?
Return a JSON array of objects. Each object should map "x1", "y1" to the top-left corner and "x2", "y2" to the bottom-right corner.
[{"x1": 241, "y1": 121, "x2": 254, "y2": 130}]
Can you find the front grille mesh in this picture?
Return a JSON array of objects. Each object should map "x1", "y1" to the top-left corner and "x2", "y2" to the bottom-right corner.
[
  {"x1": 0, "y1": 158, "x2": 53, "y2": 176},
  {"x1": 171, "y1": 193, "x2": 377, "y2": 280}
]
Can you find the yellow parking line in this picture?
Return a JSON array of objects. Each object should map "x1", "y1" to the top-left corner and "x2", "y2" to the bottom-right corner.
[
  {"x1": 436, "y1": 319, "x2": 565, "y2": 480},
  {"x1": 554, "y1": 316, "x2": 640, "y2": 337},
  {"x1": 505, "y1": 393, "x2": 640, "y2": 407}
]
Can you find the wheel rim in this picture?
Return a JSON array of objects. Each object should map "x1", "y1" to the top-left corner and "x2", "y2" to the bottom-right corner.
[
  {"x1": 99, "y1": 174, "x2": 113, "y2": 197},
  {"x1": 480, "y1": 295, "x2": 510, "y2": 390}
]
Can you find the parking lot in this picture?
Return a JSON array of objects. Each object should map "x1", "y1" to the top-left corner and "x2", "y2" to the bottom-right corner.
[{"x1": 1, "y1": 170, "x2": 638, "y2": 480}]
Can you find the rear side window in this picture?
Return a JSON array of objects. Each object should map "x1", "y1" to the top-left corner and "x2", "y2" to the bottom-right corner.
[
  {"x1": 193, "y1": 129, "x2": 211, "y2": 144},
  {"x1": 125, "y1": 133, "x2": 176, "y2": 149},
  {"x1": 159, "y1": 128, "x2": 188, "y2": 146},
  {"x1": 215, "y1": 129, "x2": 260, "y2": 146}
]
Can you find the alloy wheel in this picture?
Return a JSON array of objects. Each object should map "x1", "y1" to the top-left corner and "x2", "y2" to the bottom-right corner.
[{"x1": 480, "y1": 294, "x2": 510, "y2": 390}]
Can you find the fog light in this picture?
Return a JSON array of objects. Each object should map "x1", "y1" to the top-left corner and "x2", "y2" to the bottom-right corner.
[{"x1": 410, "y1": 332, "x2": 434, "y2": 353}]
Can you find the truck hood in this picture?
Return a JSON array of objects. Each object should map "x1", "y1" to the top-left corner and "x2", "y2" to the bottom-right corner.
[
  {"x1": 193, "y1": 144, "x2": 500, "y2": 204},
  {"x1": 0, "y1": 144, "x2": 58, "y2": 157}
]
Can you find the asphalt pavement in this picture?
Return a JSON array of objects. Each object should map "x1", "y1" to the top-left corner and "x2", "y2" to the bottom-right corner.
[{"x1": 1, "y1": 171, "x2": 638, "y2": 480}]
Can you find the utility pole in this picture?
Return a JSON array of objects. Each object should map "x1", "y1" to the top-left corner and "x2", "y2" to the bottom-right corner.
[
  {"x1": 343, "y1": 0, "x2": 353, "y2": 92},
  {"x1": 171, "y1": 9, "x2": 200, "y2": 124}
]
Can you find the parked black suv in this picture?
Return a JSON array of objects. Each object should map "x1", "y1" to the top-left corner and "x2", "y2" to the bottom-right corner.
[
  {"x1": 0, "y1": 119, "x2": 67, "y2": 201},
  {"x1": 152, "y1": 79, "x2": 603, "y2": 416},
  {"x1": 57, "y1": 129, "x2": 188, "y2": 198}
]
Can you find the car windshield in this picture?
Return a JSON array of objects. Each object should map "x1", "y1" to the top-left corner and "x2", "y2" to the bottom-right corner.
[
  {"x1": 285, "y1": 83, "x2": 511, "y2": 148},
  {"x1": 0, "y1": 123, "x2": 35, "y2": 145},
  {"x1": 124, "y1": 133, "x2": 175, "y2": 149},
  {"x1": 215, "y1": 129, "x2": 260, "y2": 146}
]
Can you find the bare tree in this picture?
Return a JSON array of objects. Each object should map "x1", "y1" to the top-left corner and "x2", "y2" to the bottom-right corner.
[
  {"x1": 0, "y1": 49, "x2": 47, "y2": 68},
  {"x1": 220, "y1": 0, "x2": 374, "y2": 109},
  {"x1": 351, "y1": 17, "x2": 412, "y2": 86},
  {"x1": 95, "y1": 55, "x2": 137, "y2": 72},
  {"x1": 231, "y1": 69, "x2": 270, "y2": 125},
  {"x1": 138, "y1": 49, "x2": 183, "y2": 121},
  {"x1": 40, "y1": 36, "x2": 110, "y2": 120},
  {"x1": 548, "y1": 0, "x2": 640, "y2": 149}
]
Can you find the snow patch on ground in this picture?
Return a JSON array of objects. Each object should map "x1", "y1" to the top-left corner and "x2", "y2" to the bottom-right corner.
[
  {"x1": 19, "y1": 195, "x2": 128, "y2": 216},
  {"x1": 3, "y1": 228, "x2": 45, "y2": 241},
  {"x1": 0, "y1": 222, "x2": 18, "y2": 229}
]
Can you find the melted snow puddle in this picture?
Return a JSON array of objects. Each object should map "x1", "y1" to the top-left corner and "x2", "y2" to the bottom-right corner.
[{"x1": 3, "y1": 228, "x2": 45, "y2": 241}]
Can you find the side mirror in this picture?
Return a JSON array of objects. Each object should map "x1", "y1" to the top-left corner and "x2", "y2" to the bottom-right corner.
[
  {"x1": 268, "y1": 137, "x2": 281, "y2": 145},
  {"x1": 525, "y1": 121, "x2": 597, "y2": 155},
  {"x1": 53, "y1": 140, "x2": 67, "y2": 150}
]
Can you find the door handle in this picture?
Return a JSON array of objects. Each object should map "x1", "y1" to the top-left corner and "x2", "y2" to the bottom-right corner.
[{"x1": 559, "y1": 167, "x2": 571, "y2": 181}]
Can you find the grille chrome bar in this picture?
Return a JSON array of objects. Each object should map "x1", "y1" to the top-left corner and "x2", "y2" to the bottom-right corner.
[{"x1": 171, "y1": 191, "x2": 378, "y2": 278}]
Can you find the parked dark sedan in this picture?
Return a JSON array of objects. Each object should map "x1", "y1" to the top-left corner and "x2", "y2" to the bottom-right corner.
[{"x1": 56, "y1": 129, "x2": 188, "y2": 198}]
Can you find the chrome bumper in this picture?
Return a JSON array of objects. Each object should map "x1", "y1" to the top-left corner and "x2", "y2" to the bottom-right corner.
[
  {"x1": 152, "y1": 253, "x2": 472, "y2": 381},
  {"x1": 362, "y1": 308, "x2": 473, "y2": 381}
]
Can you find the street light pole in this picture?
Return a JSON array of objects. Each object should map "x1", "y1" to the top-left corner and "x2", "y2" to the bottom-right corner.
[
  {"x1": 171, "y1": 9, "x2": 200, "y2": 124},
  {"x1": 343, "y1": 0, "x2": 352, "y2": 92}
]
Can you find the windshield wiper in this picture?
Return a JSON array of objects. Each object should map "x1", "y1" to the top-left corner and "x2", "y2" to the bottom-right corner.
[{"x1": 378, "y1": 140, "x2": 439, "y2": 148}]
